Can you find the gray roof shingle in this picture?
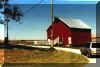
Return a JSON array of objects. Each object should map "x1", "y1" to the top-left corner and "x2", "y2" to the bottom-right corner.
[{"x1": 56, "y1": 16, "x2": 91, "y2": 29}]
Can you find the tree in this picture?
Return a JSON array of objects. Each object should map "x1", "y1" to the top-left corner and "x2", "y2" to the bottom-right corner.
[
  {"x1": 0, "y1": 2, "x2": 3, "y2": 8},
  {"x1": 1, "y1": 0, "x2": 23, "y2": 45}
]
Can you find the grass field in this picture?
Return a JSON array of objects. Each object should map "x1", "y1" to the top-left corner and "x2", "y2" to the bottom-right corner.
[
  {"x1": 3, "y1": 48, "x2": 89, "y2": 63},
  {"x1": 0, "y1": 48, "x2": 89, "y2": 67},
  {"x1": 0, "y1": 50, "x2": 4, "y2": 64}
]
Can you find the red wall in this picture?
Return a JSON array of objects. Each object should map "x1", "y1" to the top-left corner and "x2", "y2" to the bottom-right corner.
[
  {"x1": 72, "y1": 32, "x2": 91, "y2": 45},
  {"x1": 47, "y1": 22, "x2": 72, "y2": 45}
]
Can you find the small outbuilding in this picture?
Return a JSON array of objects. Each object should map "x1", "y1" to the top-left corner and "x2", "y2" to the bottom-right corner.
[{"x1": 47, "y1": 16, "x2": 92, "y2": 46}]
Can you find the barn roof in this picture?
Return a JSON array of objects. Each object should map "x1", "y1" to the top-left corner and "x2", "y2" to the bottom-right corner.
[{"x1": 55, "y1": 16, "x2": 91, "y2": 29}]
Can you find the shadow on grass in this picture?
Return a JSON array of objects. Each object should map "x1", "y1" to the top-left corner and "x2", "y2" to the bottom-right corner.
[{"x1": 0, "y1": 43, "x2": 55, "y2": 52}]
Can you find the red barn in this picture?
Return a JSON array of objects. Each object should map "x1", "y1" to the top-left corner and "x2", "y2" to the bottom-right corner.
[{"x1": 47, "y1": 16, "x2": 92, "y2": 46}]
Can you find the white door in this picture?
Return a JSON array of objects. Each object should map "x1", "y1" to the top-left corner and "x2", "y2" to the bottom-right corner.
[{"x1": 68, "y1": 37, "x2": 72, "y2": 45}]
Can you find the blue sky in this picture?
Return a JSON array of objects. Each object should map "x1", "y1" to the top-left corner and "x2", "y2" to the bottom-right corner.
[
  {"x1": 0, "y1": 0, "x2": 97, "y2": 40},
  {"x1": 0, "y1": 24, "x2": 4, "y2": 40},
  {"x1": 8, "y1": 0, "x2": 98, "y2": 4}
]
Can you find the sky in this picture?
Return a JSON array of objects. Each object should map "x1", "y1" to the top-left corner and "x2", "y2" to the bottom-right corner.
[
  {"x1": 8, "y1": 0, "x2": 98, "y2": 4},
  {"x1": 0, "y1": 24, "x2": 4, "y2": 40},
  {"x1": 0, "y1": 0, "x2": 97, "y2": 40}
]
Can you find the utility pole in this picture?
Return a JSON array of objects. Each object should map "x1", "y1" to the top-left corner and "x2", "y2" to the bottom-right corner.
[
  {"x1": 4, "y1": 0, "x2": 9, "y2": 45},
  {"x1": 51, "y1": 0, "x2": 54, "y2": 48},
  {"x1": 5, "y1": 16, "x2": 9, "y2": 44}
]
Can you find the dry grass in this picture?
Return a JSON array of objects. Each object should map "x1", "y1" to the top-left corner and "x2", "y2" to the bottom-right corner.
[
  {"x1": 1, "y1": 63, "x2": 88, "y2": 67},
  {"x1": 0, "y1": 50, "x2": 4, "y2": 64},
  {"x1": 4, "y1": 48, "x2": 89, "y2": 63},
  {"x1": 0, "y1": 48, "x2": 89, "y2": 67}
]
